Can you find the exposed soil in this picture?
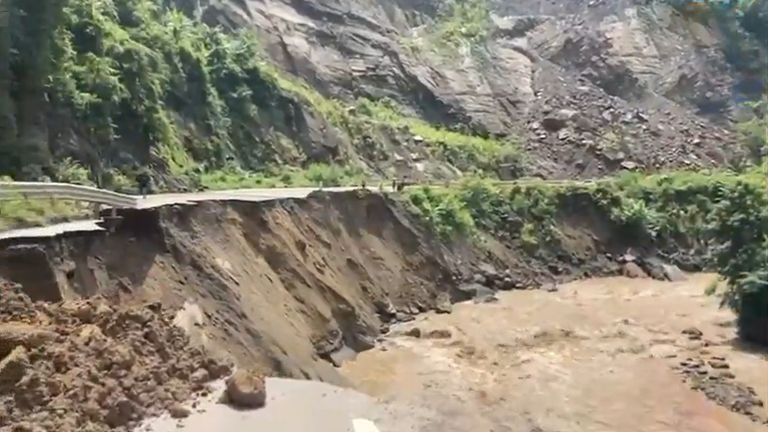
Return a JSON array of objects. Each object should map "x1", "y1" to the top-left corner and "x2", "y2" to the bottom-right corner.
[
  {"x1": 0, "y1": 278, "x2": 230, "y2": 432},
  {"x1": 341, "y1": 274, "x2": 768, "y2": 431},
  {"x1": 0, "y1": 191, "x2": 703, "y2": 385},
  {"x1": 1, "y1": 191, "x2": 763, "y2": 430},
  {"x1": 0, "y1": 192, "x2": 478, "y2": 386}
]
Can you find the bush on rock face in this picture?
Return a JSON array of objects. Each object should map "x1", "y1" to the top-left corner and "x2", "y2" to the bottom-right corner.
[{"x1": 711, "y1": 180, "x2": 768, "y2": 345}]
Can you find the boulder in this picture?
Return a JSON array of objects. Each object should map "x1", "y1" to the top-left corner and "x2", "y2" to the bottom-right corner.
[
  {"x1": 425, "y1": 329, "x2": 452, "y2": 339},
  {"x1": 617, "y1": 253, "x2": 637, "y2": 263},
  {"x1": 0, "y1": 346, "x2": 29, "y2": 391},
  {"x1": 542, "y1": 109, "x2": 579, "y2": 131},
  {"x1": 394, "y1": 312, "x2": 415, "y2": 323},
  {"x1": 662, "y1": 264, "x2": 686, "y2": 282},
  {"x1": 620, "y1": 161, "x2": 639, "y2": 170},
  {"x1": 434, "y1": 293, "x2": 453, "y2": 314},
  {"x1": 621, "y1": 262, "x2": 648, "y2": 279},
  {"x1": 60, "y1": 301, "x2": 96, "y2": 323},
  {"x1": 222, "y1": 370, "x2": 267, "y2": 409},
  {"x1": 708, "y1": 359, "x2": 730, "y2": 370},
  {"x1": 638, "y1": 257, "x2": 667, "y2": 281},
  {"x1": 543, "y1": 282, "x2": 559, "y2": 293},
  {"x1": 471, "y1": 273, "x2": 487, "y2": 286},
  {"x1": 498, "y1": 276, "x2": 516, "y2": 291},
  {"x1": 455, "y1": 283, "x2": 496, "y2": 302},
  {"x1": 0, "y1": 324, "x2": 57, "y2": 358},
  {"x1": 682, "y1": 327, "x2": 703, "y2": 340},
  {"x1": 403, "y1": 327, "x2": 422, "y2": 338},
  {"x1": 168, "y1": 403, "x2": 191, "y2": 419}
]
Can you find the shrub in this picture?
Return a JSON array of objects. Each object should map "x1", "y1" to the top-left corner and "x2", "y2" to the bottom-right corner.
[
  {"x1": 406, "y1": 186, "x2": 475, "y2": 239},
  {"x1": 52, "y1": 158, "x2": 93, "y2": 186},
  {"x1": 356, "y1": 98, "x2": 521, "y2": 176}
]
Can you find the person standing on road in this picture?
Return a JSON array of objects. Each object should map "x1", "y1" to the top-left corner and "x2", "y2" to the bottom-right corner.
[{"x1": 136, "y1": 167, "x2": 151, "y2": 198}]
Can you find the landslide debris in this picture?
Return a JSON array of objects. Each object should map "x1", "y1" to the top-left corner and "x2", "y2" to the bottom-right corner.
[
  {"x1": 221, "y1": 370, "x2": 267, "y2": 409},
  {"x1": 0, "y1": 278, "x2": 231, "y2": 431},
  {"x1": 675, "y1": 326, "x2": 768, "y2": 424}
]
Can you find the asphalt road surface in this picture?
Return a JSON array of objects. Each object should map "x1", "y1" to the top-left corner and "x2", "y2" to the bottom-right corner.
[
  {"x1": 0, "y1": 186, "x2": 370, "y2": 241},
  {"x1": 139, "y1": 378, "x2": 424, "y2": 432}
]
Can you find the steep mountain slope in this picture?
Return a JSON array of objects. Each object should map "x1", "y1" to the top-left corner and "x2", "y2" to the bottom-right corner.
[
  {"x1": 0, "y1": 0, "x2": 765, "y2": 186},
  {"x1": 197, "y1": 0, "x2": 766, "y2": 178}
]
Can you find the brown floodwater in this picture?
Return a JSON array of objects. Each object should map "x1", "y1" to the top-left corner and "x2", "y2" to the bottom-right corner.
[{"x1": 341, "y1": 274, "x2": 768, "y2": 432}]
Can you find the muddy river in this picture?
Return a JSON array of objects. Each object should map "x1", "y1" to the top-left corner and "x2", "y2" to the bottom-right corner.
[{"x1": 341, "y1": 274, "x2": 768, "y2": 432}]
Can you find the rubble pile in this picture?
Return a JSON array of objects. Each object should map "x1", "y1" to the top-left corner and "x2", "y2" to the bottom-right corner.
[{"x1": 0, "y1": 279, "x2": 231, "y2": 431}]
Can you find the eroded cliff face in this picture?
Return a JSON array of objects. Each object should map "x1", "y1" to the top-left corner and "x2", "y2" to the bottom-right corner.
[
  {"x1": 0, "y1": 190, "x2": 642, "y2": 383},
  {"x1": 190, "y1": 0, "x2": 763, "y2": 178}
]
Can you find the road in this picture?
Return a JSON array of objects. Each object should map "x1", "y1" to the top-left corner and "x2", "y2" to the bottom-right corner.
[
  {"x1": 0, "y1": 186, "x2": 366, "y2": 241},
  {"x1": 139, "y1": 378, "x2": 422, "y2": 432},
  {"x1": 0, "y1": 179, "x2": 599, "y2": 241}
]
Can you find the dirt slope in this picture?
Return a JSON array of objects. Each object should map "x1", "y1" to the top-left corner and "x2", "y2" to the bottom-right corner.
[
  {"x1": 0, "y1": 192, "x2": 473, "y2": 385},
  {"x1": 0, "y1": 188, "x2": 726, "y2": 387}
]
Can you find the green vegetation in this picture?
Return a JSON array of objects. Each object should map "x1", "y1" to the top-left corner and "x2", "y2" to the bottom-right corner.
[
  {"x1": 0, "y1": 174, "x2": 91, "y2": 230},
  {"x1": 2, "y1": 0, "x2": 299, "y2": 183},
  {"x1": 706, "y1": 177, "x2": 767, "y2": 345},
  {"x1": 356, "y1": 99, "x2": 521, "y2": 174},
  {"x1": 406, "y1": 186, "x2": 476, "y2": 239},
  {"x1": 664, "y1": 1, "x2": 768, "y2": 76},
  {"x1": 256, "y1": 61, "x2": 355, "y2": 134},
  {"x1": 433, "y1": 0, "x2": 492, "y2": 49},
  {"x1": 402, "y1": 0, "x2": 492, "y2": 58},
  {"x1": 1, "y1": 0, "x2": 515, "y2": 188},
  {"x1": 405, "y1": 170, "x2": 767, "y2": 344},
  {"x1": 0, "y1": 199, "x2": 88, "y2": 230},
  {"x1": 737, "y1": 96, "x2": 768, "y2": 161},
  {"x1": 0, "y1": 196, "x2": 89, "y2": 230},
  {"x1": 200, "y1": 163, "x2": 365, "y2": 190}
]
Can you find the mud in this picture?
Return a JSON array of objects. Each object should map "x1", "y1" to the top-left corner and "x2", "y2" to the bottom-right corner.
[
  {"x1": 2, "y1": 191, "x2": 752, "y2": 431},
  {"x1": 0, "y1": 278, "x2": 230, "y2": 432},
  {"x1": 0, "y1": 192, "x2": 476, "y2": 385},
  {"x1": 0, "y1": 191, "x2": 703, "y2": 386},
  {"x1": 341, "y1": 274, "x2": 768, "y2": 432}
]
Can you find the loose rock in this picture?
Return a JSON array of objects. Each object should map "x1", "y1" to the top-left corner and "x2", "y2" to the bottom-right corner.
[
  {"x1": 0, "y1": 324, "x2": 57, "y2": 358},
  {"x1": 222, "y1": 370, "x2": 267, "y2": 409},
  {"x1": 0, "y1": 346, "x2": 29, "y2": 390},
  {"x1": 622, "y1": 262, "x2": 648, "y2": 279},
  {"x1": 168, "y1": 403, "x2": 191, "y2": 419},
  {"x1": 403, "y1": 327, "x2": 422, "y2": 338},
  {"x1": 708, "y1": 360, "x2": 730, "y2": 370},
  {"x1": 0, "y1": 282, "x2": 227, "y2": 431},
  {"x1": 682, "y1": 327, "x2": 703, "y2": 340},
  {"x1": 425, "y1": 329, "x2": 452, "y2": 339}
]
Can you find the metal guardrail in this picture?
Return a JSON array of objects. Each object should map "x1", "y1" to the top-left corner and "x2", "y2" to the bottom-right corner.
[
  {"x1": 0, "y1": 182, "x2": 138, "y2": 208},
  {"x1": 0, "y1": 179, "x2": 600, "y2": 207}
]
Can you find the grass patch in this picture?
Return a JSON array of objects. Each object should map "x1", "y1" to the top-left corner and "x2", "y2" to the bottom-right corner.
[
  {"x1": 0, "y1": 198, "x2": 90, "y2": 231},
  {"x1": 200, "y1": 163, "x2": 366, "y2": 190},
  {"x1": 356, "y1": 99, "x2": 521, "y2": 175},
  {"x1": 402, "y1": 0, "x2": 493, "y2": 59},
  {"x1": 433, "y1": 0, "x2": 492, "y2": 50}
]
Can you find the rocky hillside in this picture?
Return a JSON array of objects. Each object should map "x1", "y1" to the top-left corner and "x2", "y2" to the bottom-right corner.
[
  {"x1": 193, "y1": 0, "x2": 766, "y2": 176},
  {"x1": 0, "y1": 0, "x2": 765, "y2": 186}
]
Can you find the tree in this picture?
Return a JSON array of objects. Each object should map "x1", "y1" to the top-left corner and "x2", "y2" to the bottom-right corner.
[
  {"x1": 0, "y1": 0, "x2": 17, "y2": 174},
  {"x1": 10, "y1": 0, "x2": 67, "y2": 178}
]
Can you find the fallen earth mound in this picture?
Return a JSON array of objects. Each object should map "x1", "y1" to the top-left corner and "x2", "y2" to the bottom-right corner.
[{"x1": 0, "y1": 278, "x2": 231, "y2": 431}]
